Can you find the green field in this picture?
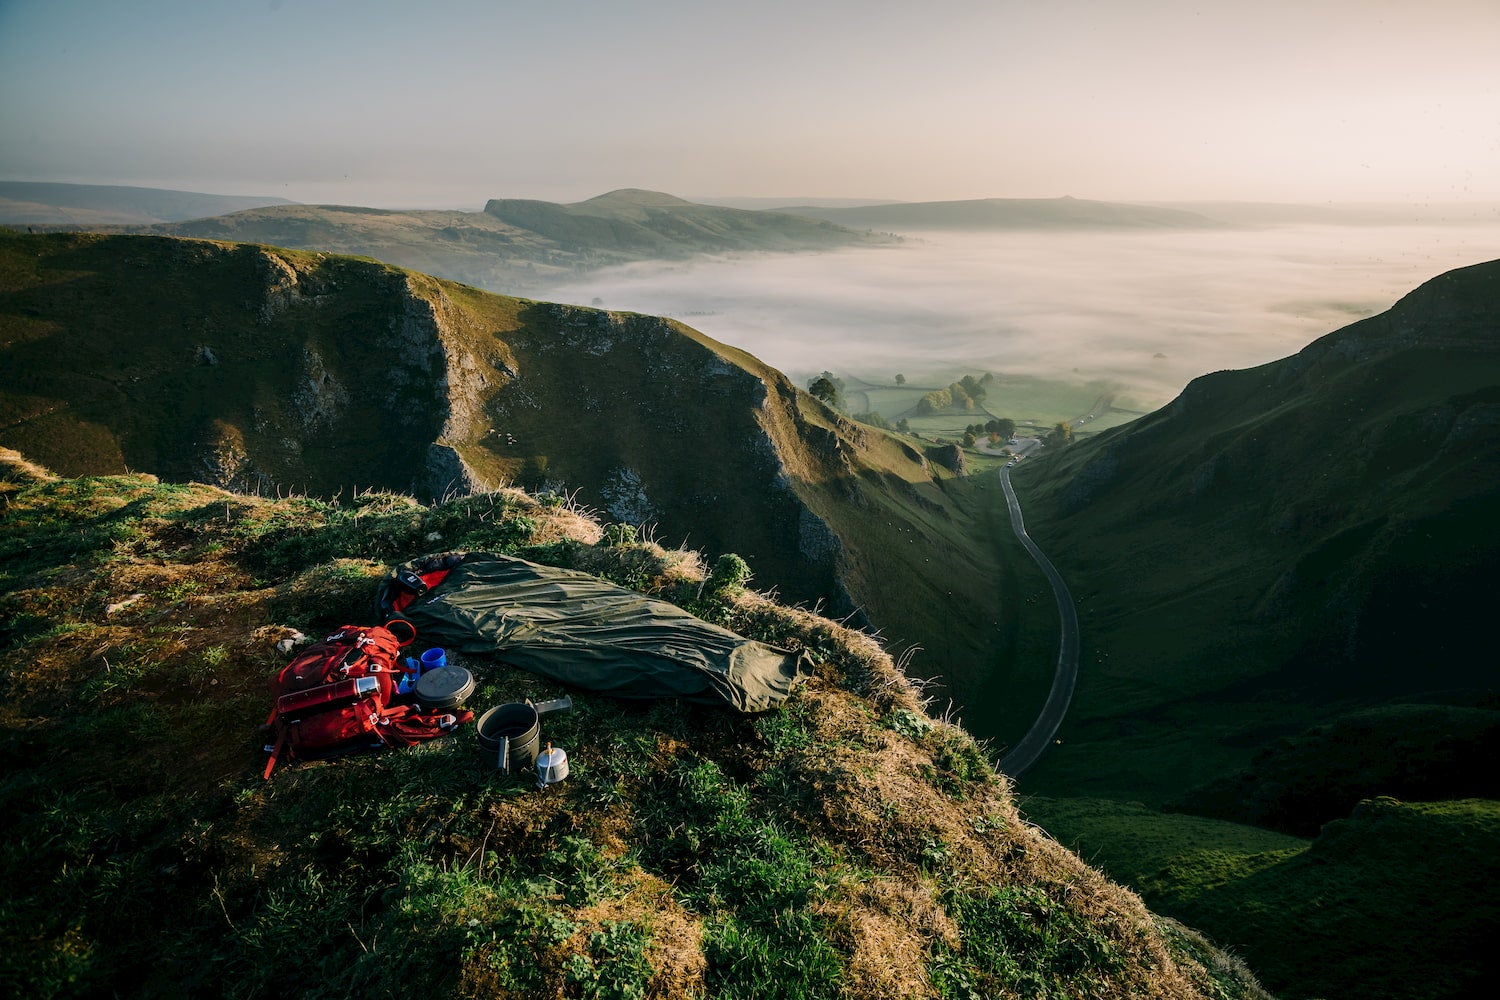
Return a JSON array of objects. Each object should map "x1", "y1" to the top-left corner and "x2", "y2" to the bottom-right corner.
[
  {"x1": 1022, "y1": 796, "x2": 1500, "y2": 1000},
  {"x1": 844, "y1": 372, "x2": 1122, "y2": 424}
]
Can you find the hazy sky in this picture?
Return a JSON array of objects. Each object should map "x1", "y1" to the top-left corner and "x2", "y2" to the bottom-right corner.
[{"x1": 3, "y1": 0, "x2": 1498, "y2": 208}]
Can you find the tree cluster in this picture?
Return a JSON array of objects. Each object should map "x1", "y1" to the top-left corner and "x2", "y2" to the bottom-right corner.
[
  {"x1": 914, "y1": 373, "x2": 994, "y2": 415},
  {"x1": 967, "y1": 418, "x2": 1016, "y2": 440}
]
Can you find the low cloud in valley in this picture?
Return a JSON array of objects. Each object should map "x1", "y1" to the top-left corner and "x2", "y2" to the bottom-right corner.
[{"x1": 543, "y1": 224, "x2": 1500, "y2": 413}]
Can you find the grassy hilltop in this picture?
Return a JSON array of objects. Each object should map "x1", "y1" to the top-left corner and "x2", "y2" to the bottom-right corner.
[{"x1": 0, "y1": 452, "x2": 1267, "y2": 999}]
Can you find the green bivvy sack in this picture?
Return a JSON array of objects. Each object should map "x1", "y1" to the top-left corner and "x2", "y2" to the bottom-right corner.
[{"x1": 378, "y1": 552, "x2": 812, "y2": 712}]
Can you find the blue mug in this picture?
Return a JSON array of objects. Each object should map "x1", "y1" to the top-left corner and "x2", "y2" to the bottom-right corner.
[{"x1": 420, "y1": 648, "x2": 447, "y2": 673}]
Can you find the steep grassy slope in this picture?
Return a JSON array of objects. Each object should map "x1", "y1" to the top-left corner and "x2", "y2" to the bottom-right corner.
[
  {"x1": 1010, "y1": 257, "x2": 1500, "y2": 799},
  {"x1": 0, "y1": 456, "x2": 1268, "y2": 999},
  {"x1": 70, "y1": 189, "x2": 889, "y2": 294},
  {"x1": 0, "y1": 231, "x2": 1010, "y2": 715},
  {"x1": 778, "y1": 197, "x2": 1221, "y2": 231},
  {"x1": 0, "y1": 181, "x2": 295, "y2": 226}
]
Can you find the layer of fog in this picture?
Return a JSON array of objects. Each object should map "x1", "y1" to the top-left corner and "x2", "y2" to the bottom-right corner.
[{"x1": 541, "y1": 224, "x2": 1500, "y2": 414}]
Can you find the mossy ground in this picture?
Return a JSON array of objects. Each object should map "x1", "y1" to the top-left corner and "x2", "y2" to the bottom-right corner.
[{"x1": 0, "y1": 453, "x2": 1264, "y2": 1000}]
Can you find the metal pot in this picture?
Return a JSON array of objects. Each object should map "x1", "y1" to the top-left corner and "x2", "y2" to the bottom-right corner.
[
  {"x1": 476, "y1": 701, "x2": 540, "y2": 774},
  {"x1": 412, "y1": 664, "x2": 474, "y2": 710}
]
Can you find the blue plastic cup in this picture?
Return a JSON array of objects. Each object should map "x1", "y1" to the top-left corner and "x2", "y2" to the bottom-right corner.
[{"x1": 420, "y1": 648, "x2": 447, "y2": 673}]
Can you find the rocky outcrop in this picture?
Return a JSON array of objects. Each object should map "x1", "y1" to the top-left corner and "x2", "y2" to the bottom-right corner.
[{"x1": 925, "y1": 442, "x2": 966, "y2": 475}]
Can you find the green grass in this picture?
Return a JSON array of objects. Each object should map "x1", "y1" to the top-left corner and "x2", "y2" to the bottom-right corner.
[
  {"x1": 1018, "y1": 797, "x2": 1309, "y2": 890},
  {"x1": 930, "y1": 884, "x2": 1126, "y2": 1000},
  {"x1": 1019, "y1": 795, "x2": 1500, "y2": 1000}
]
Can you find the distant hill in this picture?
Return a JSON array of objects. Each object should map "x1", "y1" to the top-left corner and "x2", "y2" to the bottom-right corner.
[
  {"x1": 0, "y1": 181, "x2": 294, "y2": 226},
  {"x1": 482, "y1": 187, "x2": 891, "y2": 254},
  {"x1": 1141, "y1": 200, "x2": 1500, "y2": 226},
  {"x1": 691, "y1": 195, "x2": 905, "y2": 210},
  {"x1": 100, "y1": 202, "x2": 568, "y2": 292},
  {"x1": 778, "y1": 196, "x2": 1222, "y2": 231},
  {"x1": 45, "y1": 189, "x2": 892, "y2": 295}
]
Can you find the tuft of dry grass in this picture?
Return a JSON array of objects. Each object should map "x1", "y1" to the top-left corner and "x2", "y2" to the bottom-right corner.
[{"x1": 0, "y1": 447, "x2": 56, "y2": 486}]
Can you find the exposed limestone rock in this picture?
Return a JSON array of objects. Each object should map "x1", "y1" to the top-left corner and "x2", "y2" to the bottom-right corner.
[
  {"x1": 600, "y1": 465, "x2": 656, "y2": 525},
  {"x1": 798, "y1": 507, "x2": 843, "y2": 565},
  {"x1": 925, "y1": 442, "x2": 966, "y2": 475},
  {"x1": 257, "y1": 250, "x2": 301, "y2": 323},
  {"x1": 195, "y1": 419, "x2": 251, "y2": 489},
  {"x1": 293, "y1": 346, "x2": 349, "y2": 431}
]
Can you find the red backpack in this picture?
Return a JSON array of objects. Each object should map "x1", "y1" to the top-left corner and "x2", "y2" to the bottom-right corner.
[{"x1": 261, "y1": 621, "x2": 473, "y2": 778}]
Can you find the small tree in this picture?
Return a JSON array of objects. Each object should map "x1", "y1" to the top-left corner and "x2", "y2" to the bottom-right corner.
[
  {"x1": 808, "y1": 376, "x2": 841, "y2": 409},
  {"x1": 962, "y1": 431, "x2": 977, "y2": 448},
  {"x1": 894, "y1": 373, "x2": 906, "y2": 386}
]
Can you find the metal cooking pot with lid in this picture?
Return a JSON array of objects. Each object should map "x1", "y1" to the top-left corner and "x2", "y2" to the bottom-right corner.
[{"x1": 413, "y1": 665, "x2": 474, "y2": 710}]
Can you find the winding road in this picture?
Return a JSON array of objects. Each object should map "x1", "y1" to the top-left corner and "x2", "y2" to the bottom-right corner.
[{"x1": 995, "y1": 462, "x2": 1080, "y2": 778}]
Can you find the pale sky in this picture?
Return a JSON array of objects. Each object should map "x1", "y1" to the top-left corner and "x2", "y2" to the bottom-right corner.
[{"x1": 2, "y1": 0, "x2": 1497, "y2": 208}]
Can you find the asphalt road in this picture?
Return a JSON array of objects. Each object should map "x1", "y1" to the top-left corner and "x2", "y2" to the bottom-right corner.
[{"x1": 995, "y1": 462, "x2": 1080, "y2": 778}]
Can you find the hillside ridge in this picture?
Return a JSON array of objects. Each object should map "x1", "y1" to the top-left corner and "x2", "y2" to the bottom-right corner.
[{"x1": 35, "y1": 189, "x2": 890, "y2": 294}]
